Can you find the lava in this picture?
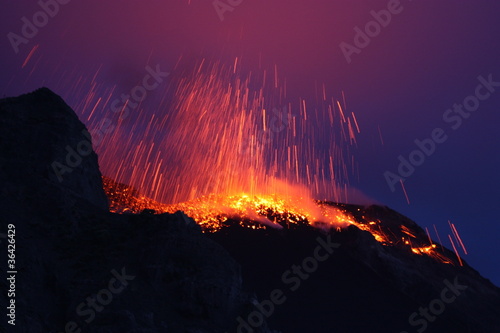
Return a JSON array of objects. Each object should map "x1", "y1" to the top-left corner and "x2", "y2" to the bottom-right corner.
[
  {"x1": 104, "y1": 176, "x2": 353, "y2": 232},
  {"x1": 103, "y1": 176, "x2": 460, "y2": 266},
  {"x1": 87, "y1": 57, "x2": 357, "y2": 206},
  {"x1": 94, "y1": 57, "x2": 462, "y2": 267}
]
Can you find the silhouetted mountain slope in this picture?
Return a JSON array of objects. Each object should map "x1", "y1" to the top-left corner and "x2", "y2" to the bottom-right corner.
[
  {"x1": 0, "y1": 89, "x2": 269, "y2": 333},
  {"x1": 209, "y1": 218, "x2": 500, "y2": 332},
  {"x1": 1, "y1": 88, "x2": 499, "y2": 333}
]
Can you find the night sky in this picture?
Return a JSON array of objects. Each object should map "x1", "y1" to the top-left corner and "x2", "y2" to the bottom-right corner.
[{"x1": 1, "y1": 1, "x2": 499, "y2": 285}]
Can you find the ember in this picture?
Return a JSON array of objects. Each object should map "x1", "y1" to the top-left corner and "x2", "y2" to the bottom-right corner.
[{"x1": 96, "y1": 58, "x2": 463, "y2": 266}]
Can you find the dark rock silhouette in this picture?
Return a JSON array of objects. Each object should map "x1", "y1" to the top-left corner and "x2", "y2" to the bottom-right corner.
[
  {"x1": 0, "y1": 87, "x2": 108, "y2": 211},
  {"x1": 1, "y1": 88, "x2": 499, "y2": 333},
  {"x1": 210, "y1": 208, "x2": 500, "y2": 332},
  {"x1": 0, "y1": 88, "x2": 268, "y2": 333}
]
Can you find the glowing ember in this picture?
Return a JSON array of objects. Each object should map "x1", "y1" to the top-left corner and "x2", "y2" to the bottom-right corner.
[
  {"x1": 93, "y1": 58, "x2": 461, "y2": 267},
  {"x1": 104, "y1": 176, "x2": 353, "y2": 232},
  {"x1": 88, "y1": 58, "x2": 356, "y2": 206},
  {"x1": 104, "y1": 176, "x2": 458, "y2": 266}
]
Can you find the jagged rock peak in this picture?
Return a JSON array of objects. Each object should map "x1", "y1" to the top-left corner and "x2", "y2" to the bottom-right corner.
[{"x1": 0, "y1": 87, "x2": 108, "y2": 210}]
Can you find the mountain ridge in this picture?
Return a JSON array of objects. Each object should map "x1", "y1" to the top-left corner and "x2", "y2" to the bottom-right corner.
[{"x1": 1, "y1": 88, "x2": 499, "y2": 332}]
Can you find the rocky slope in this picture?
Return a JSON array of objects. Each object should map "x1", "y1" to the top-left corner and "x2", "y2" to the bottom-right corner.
[
  {"x1": 1, "y1": 88, "x2": 500, "y2": 333},
  {"x1": 0, "y1": 88, "x2": 267, "y2": 333},
  {"x1": 209, "y1": 208, "x2": 500, "y2": 332}
]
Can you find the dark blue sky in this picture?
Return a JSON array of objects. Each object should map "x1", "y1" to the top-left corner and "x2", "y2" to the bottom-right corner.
[{"x1": 1, "y1": 0, "x2": 499, "y2": 285}]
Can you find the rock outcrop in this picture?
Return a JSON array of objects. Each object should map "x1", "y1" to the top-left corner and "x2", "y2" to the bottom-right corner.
[
  {"x1": 0, "y1": 88, "x2": 267, "y2": 333},
  {"x1": 2, "y1": 88, "x2": 500, "y2": 333}
]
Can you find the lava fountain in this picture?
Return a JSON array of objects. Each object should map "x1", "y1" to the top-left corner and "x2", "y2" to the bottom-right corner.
[
  {"x1": 91, "y1": 57, "x2": 462, "y2": 265},
  {"x1": 97, "y1": 58, "x2": 359, "y2": 229}
]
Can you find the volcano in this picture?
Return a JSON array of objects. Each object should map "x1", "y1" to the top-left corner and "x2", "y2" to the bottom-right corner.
[{"x1": 1, "y1": 88, "x2": 500, "y2": 332}]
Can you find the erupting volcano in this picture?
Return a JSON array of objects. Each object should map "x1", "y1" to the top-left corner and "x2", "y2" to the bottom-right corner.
[
  {"x1": 93, "y1": 58, "x2": 463, "y2": 268},
  {"x1": 91, "y1": 58, "x2": 357, "y2": 203},
  {"x1": 3, "y1": 1, "x2": 500, "y2": 331},
  {"x1": 2, "y1": 80, "x2": 500, "y2": 333}
]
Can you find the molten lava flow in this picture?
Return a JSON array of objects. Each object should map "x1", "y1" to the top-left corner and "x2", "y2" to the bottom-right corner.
[
  {"x1": 104, "y1": 176, "x2": 457, "y2": 266},
  {"x1": 104, "y1": 176, "x2": 354, "y2": 232},
  {"x1": 93, "y1": 57, "x2": 458, "y2": 266}
]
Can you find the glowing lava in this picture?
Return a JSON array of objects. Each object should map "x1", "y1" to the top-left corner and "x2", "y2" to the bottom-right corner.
[
  {"x1": 104, "y1": 176, "x2": 353, "y2": 232},
  {"x1": 92, "y1": 57, "x2": 461, "y2": 266},
  {"x1": 89, "y1": 58, "x2": 357, "y2": 206},
  {"x1": 103, "y1": 176, "x2": 459, "y2": 266}
]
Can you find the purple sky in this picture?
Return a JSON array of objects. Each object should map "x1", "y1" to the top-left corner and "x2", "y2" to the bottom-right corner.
[{"x1": 2, "y1": 0, "x2": 500, "y2": 285}]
